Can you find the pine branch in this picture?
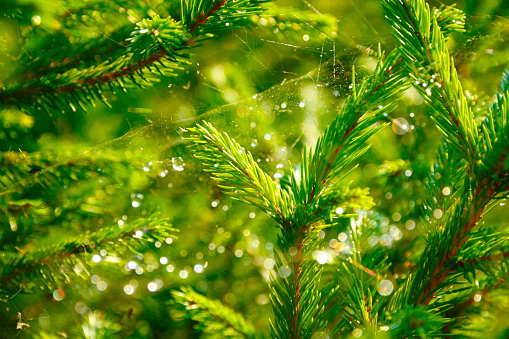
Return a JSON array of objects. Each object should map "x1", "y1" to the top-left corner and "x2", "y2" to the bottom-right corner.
[
  {"x1": 171, "y1": 286, "x2": 258, "y2": 339},
  {"x1": 383, "y1": 0, "x2": 478, "y2": 164},
  {"x1": 185, "y1": 121, "x2": 293, "y2": 226},
  {"x1": 291, "y1": 48, "x2": 407, "y2": 226},
  {"x1": 0, "y1": 217, "x2": 176, "y2": 291},
  {"x1": 383, "y1": 0, "x2": 509, "y2": 311},
  {"x1": 0, "y1": 0, "x2": 271, "y2": 113}
]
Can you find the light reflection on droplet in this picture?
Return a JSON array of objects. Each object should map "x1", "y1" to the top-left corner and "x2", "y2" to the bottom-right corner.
[
  {"x1": 263, "y1": 258, "x2": 275, "y2": 269},
  {"x1": 352, "y1": 328, "x2": 363, "y2": 338},
  {"x1": 166, "y1": 264, "x2": 175, "y2": 272},
  {"x1": 311, "y1": 332, "x2": 329, "y2": 339},
  {"x1": 335, "y1": 207, "x2": 344, "y2": 215},
  {"x1": 97, "y1": 281, "x2": 107, "y2": 291},
  {"x1": 249, "y1": 212, "x2": 256, "y2": 218},
  {"x1": 147, "y1": 282, "x2": 158, "y2": 292},
  {"x1": 405, "y1": 220, "x2": 416, "y2": 230},
  {"x1": 379, "y1": 234, "x2": 393, "y2": 247},
  {"x1": 53, "y1": 289, "x2": 65, "y2": 301},
  {"x1": 433, "y1": 209, "x2": 443, "y2": 219},
  {"x1": 31, "y1": 15, "x2": 42, "y2": 26},
  {"x1": 314, "y1": 251, "x2": 329, "y2": 265},
  {"x1": 442, "y1": 187, "x2": 451, "y2": 196},
  {"x1": 389, "y1": 226, "x2": 402, "y2": 240},
  {"x1": 405, "y1": 169, "x2": 412, "y2": 177},
  {"x1": 92, "y1": 254, "x2": 101, "y2": 263},
  {"x1": 255, "y1": 294, "x2": 269, "y2": 305},
  {"x1": 392, "y1": 118, "x2": 410, "y2": 135},
  {"x1": 338, "y1": 233, "x2": 348, "y2": 242},
  {"x1": 75, "y1": 302, "x2": 87, "y2": 314},
  {"x1": 217, "y1": 246, "x2": 225, "y2": 253},
  {"x1": 179, "y1": 270, "x2": 189, "y2": 279},
  {"x1": 171, "y1": 157, "x2": 185, "y2": 171},
  {"x1": 124, "y1": 284, "x2": 134, "y2": 295},
  {"x1": 278, "y1": 265, "x2": 292, "y2": 278},
  {"x1": 235, "y1": 249, "x2": 243, "y2": 257},
  {"x1": 194, "y1": 264, "x2": 204, "y2": 273},
  {"x1": 367, "y1": 235, "x2": 379, "y2": 247},
  {"x1": 474, "y1": 293, "x2": 482, "y2": 302},
  {"x1": 377, "y1": 280, "x2": 394, "y2": 296},
  {"x1": 160, "y1": 257, "x2": 168, "y2": 265}
]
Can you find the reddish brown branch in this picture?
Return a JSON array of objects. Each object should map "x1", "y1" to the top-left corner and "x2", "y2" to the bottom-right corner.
[
  {"x1": 1, "y1": 0, "x2": 229, "y2": 105},
  {"x1": 420, "y1": 185, "x2": 498, "y2": 305}
]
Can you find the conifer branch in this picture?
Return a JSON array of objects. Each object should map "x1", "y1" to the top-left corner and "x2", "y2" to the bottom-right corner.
[
  {"x1": 383, "y1": 0, "x2": 509, "y2": 310},
  {"x1": 0, "y1": 217, "x2": 176, "y2": 290},
  {"x1": 0, "y1": 0, "x2": 271, "y2": 112},
  {"x1": 172, "y1": 286, "x2": 258, "y2": 339},
  {"x1": 383, "y1": 0, "x2": 478, "y2": 164}
]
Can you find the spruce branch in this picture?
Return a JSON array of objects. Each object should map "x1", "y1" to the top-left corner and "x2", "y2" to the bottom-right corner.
[
  {"x1": 293, "y1": 48, "x2": 407, "y2": 223},
  {"x1": 185, "y1": 121, "x2": 293, "y2": 226},
  {"x1": 382, "y1": 0, "x2": 509, "y2": 312},
  {"x1": 171, "y1": 286, "x2": 258, "y2": 339},
  {"x1": 0, "y1": 0, "x2": 271, "y2": 113},
  {"x1": 383, "y1": 0, "x2": 478, "y2": 164},
  {"x1": 0, "y1": 217, "x2": 176, "y2": 291}
]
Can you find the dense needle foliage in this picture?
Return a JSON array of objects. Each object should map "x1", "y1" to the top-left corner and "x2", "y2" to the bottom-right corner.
[{"x1": 1, "y1": 0, "x2": 509, "y2": 338}]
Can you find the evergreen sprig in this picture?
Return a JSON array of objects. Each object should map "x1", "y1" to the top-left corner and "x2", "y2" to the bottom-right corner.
[
  {"x1": 0, "y1": 0, "x2": 272, "y2": 113},
  {"x1": 171, "y1": 286, "x2": 258, "y2": 339},
  {"x1": 384, "y1": 0, "x2": 509, "y2": 319},
  {"x1": 0, "y1": 217, "x2": 176, "y2": 293},
  {"x1": 186, "y1": 44, "x2": 409, "y2": 337},
  {"x1": 383, "y1": 0, "x2": 478, "y2": 164},
  {"x1": 185, "y1": 121, "x2": 293, "y2": 226}
]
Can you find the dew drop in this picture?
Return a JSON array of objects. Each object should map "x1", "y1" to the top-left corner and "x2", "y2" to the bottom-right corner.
[
  {"x1": 53, "y1": 289, "x2": 65, "y2": 301},
  {"x1": 311, "y1": 332, "x2": 329, "y2": 339},
  {"x1": 251, "y1": 139, "x2": 258, "y2": 147},
  {"x1": 278, "y1": 265, "x2": 292, "y2": 278},
  {"x1": 433, "y1": 209, "x2": 443, "y2": 219},
  {"x1": 352, "y1": 328, "x2": 363, "y2": 338},
  {"x1": 405, "y1": 220, "x2": 416, "y2": 230},
  {"x1": 392, "y1": 118, "x2": 410, "y2": 135},
  {"x1": 172, "y1": 157, "x2": 185, "y2": 171},
  {"x1": 442, "y1": 187, "x2": 451, "y2": 196},
  {"x1": 377, "y1": 280, "x2": 394, "y2": 296},
  {"x1": 31, "y1": 15, "x2": 42, "y2": 26},
  {"x1": 314, "y1": 251, "x2": 329, "y2": 265},
  {"x1": 500, "y1": 199, "x2": 507, "y2": 206}
]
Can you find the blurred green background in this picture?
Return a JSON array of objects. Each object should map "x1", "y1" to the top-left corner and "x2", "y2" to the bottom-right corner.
[{"x1": 1, "y1": 0, "x2": 509, "y2": 337}]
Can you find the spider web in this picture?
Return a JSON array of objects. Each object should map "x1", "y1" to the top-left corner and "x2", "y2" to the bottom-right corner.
[{"x1": 2, "y1": 0, "x2": 509, "y2": 337}]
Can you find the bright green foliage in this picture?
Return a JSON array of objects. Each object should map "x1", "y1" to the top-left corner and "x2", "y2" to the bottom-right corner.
[
  {"x1": 172, "y1": 286, "x2": 258, "y2": 338},
  {"x1": 1, "y1": 0, "x2": 509, "y2": 338},
  {"x1": 0, "y1": 0, "x2": 270, "y2": 113},
  {"x1": 186, "y1": 44, "x2": 408, "y2": 337}
]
